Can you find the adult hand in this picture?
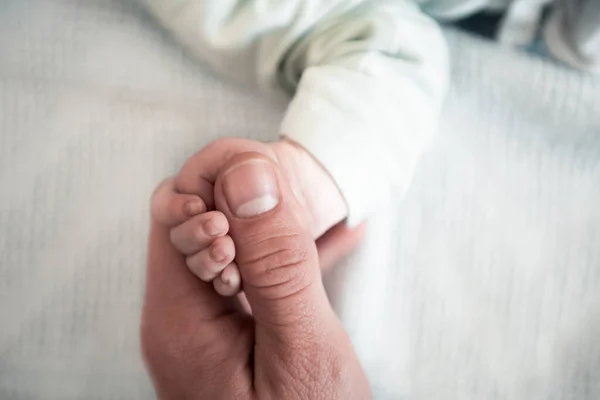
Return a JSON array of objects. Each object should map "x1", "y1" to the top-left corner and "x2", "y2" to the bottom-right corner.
[
  {"x1": 141, "y1": 153, "x2": 371, "y2": 399},
  {"x1": 173, "y1": 138, "x2": 365, "y2": 271}
]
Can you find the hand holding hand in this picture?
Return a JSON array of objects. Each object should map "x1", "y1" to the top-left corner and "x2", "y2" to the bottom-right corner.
[
  {"x1": 142, "y1": 152, "x2": 371, "y2": 399},
  {"x1": 151, "y1": 138, "x2": 365, "y2": 296}
]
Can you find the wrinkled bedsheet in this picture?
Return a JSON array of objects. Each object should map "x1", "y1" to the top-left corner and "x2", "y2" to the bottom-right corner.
[{"x1": 1, "y1": 1, "x2": 599, "y2": 399}]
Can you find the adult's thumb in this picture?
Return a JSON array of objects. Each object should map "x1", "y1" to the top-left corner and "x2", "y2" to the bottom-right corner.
[{"x1": 214, "y1": 152, "x2": 334, "y2": 337}]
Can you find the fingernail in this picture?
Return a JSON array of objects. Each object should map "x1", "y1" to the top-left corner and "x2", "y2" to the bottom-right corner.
[
  {"x1": 222, "y1": 159, "x2": 279, "y2": 218},
  {"x1": 183, "y1": 199, "x2": 205, "y2": 216},
  {"x1": 220, "y1": 274, "x2": 230, "y2": 285},
  {"x1": 204, "y1": 218, "x2": 224, "y2": 237},
  {"x1": 221, "y1": 265, "x2": 240, "y2": 288},
  {"x1": 210, "y1": 242, "x2": 227, "y2": 262}
]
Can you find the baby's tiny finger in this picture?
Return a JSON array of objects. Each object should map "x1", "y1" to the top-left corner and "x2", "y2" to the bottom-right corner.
[
  {"x1": 151, "y1": 178, "x2": 207, "y2": 226},
  {"x1": 170, "y1": 211, "x2": 228, "y2": 255},
  {"x1": 213, "y1": 263, "x2": 241, "y2": 297},
  {"x1": 182, "y1": 199, "x2": 207, "y2": 217},
  {"x1": 186, "y1": 235, "x2": 235, "y2": 281}
]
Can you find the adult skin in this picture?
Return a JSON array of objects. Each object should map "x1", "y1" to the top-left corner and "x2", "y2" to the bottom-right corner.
[{"x1": 141, "y1": 152, "x2": 371, "y2": 400}]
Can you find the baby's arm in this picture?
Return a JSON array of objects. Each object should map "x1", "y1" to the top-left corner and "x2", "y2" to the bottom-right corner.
[{"x1": 145, "y1": 0, "x2": 449, "y2": 225}]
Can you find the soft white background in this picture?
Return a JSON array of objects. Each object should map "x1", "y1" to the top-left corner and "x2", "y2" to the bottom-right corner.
[{"x1": 1, "y1": 1, "x2": 599, "y2": 399}]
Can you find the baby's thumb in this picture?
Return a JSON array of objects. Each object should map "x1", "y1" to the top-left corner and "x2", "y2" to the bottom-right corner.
[{"x1": 214, "y1": 153, "x2": 333, "y2": 339}]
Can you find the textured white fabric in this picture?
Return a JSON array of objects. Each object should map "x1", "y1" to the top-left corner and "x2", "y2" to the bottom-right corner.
[
  {"x1": 146, "y1": 0, "x2": 449, "y2": 225},
  {"x1": 145, "y1": 0, "x2": 599, "y2": 227},
  {"x1": 1, "y1": 1, "x2": 600, "y2": 399}
]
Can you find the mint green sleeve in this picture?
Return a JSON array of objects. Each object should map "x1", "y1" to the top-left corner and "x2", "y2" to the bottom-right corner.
[{"x1": 145, "y1": 0, "x2": 449, "y2": 225}]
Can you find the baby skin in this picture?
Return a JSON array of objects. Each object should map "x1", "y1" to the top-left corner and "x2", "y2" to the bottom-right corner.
[{"x1": 151, "y1": 137, "x2": 365, "y2": 296}]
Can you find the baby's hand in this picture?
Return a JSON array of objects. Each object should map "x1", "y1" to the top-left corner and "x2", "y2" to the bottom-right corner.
[
  {"x1": 151, "y1": 178, "x2": 241, "y2": 296},
  {"x1": 152, "y1": 137, "x2": 365, "y2": 299}
]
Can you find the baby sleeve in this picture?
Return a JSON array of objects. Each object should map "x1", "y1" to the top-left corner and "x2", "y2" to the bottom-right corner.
[{"x1": 145, "y1": 0, "x2": 449, "y2": 225}]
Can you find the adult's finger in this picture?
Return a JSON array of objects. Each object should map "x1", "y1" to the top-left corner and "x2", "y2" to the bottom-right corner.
[
  {"x1": 317, "y1": 222, "x2": 366, "y2": 274},
  {"x1": 213, "y1": 152, "x2": 370, "y2": 399},
  {"x1": 175, "y1": 138, "x2": 276, "y2": 209},
  {"x1": 234, "y1": 221, "x2": 366, "y2": 316},
  {"x1": 213, "y1": 152, "x2": 334, "y2": 342}
]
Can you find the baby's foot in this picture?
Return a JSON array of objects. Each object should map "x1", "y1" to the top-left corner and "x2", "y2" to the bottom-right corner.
[{"x1": 151, "y1": 178, "x2": 242, "y2": 296}]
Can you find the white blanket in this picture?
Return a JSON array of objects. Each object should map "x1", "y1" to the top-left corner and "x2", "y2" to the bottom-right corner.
[{"x1": 1, "y1": 1, "x2": 599, "y2": 399}]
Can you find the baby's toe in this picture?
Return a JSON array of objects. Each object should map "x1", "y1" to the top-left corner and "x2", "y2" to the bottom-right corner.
[
  {"x1": 185, "y1": 235, "x2": 235, "y2": 281},
  {"x1": 213, "y1": 263, "x2": 241, "y2": 297},
  {"x1": 170, "y1": 211, "x2": 229, "y2": 255}
]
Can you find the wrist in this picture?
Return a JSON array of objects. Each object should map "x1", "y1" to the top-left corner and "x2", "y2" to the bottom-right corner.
[{"x1": 271, "y1": 138, "x2": 348, "y2": 237}]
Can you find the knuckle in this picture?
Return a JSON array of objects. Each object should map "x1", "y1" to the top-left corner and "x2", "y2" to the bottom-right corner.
[
  {"x1": 150, "y1": 177, "x2": 173, "y2": 200},
  {"x1": 181, "y1": 195, "x2": 206, "y2": 216},
  {"x1": 149, "y1": 178, "x2": 174, "y2": 221},
  {"x1": 191, "y1": 258, "x2": 217, "y2": 281},
  {"x1": 169, "y1": 200, "x2": 187, "y2": 223},
  {"x1": 168, "y1": 227, "x2": 179, "y2": 246},
  {"x1": 173, "y1": 172, "x2": 187, "y2": 194},
  {"x1": 184, "y1": 255, "x2": 199, "y2": 273},
  {"x1": 198, "y1": 214, "x2": 218, "y2": 234},
  {"x1": 194, "y1": 222, "x2": 209, "y2": 243},
  {"x1": 194, "y1": 266, "x2": 213, "y2": 282},
  {"x1": 170, "y1": 227, "x2": 186, "y2": 248},
  {"x1": 213, "y1": 236, "x2": 234, "y2": 259},
  {"x1": 202, "y1": 216, "x2": 222, "y2": 237}
]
